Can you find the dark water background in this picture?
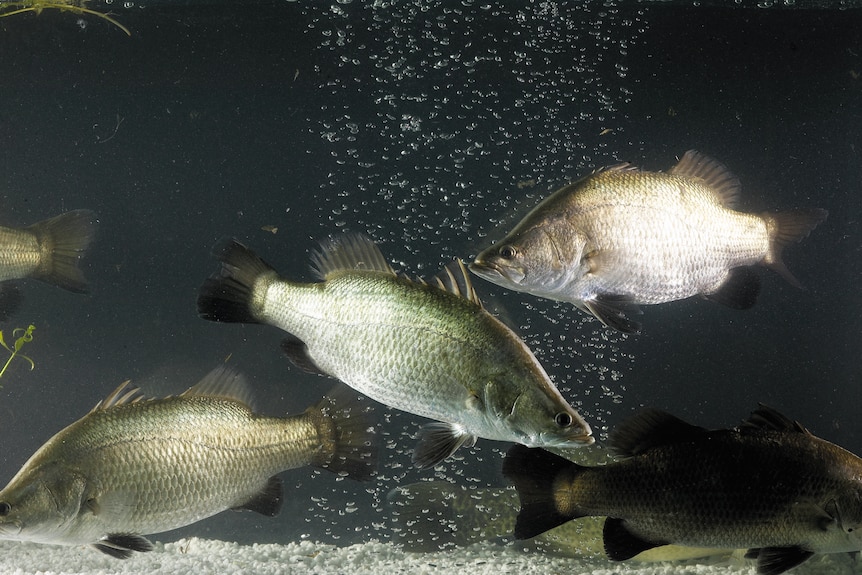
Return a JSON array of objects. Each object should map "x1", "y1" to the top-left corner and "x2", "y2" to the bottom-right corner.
[{"x1": 0, "y1": 0, "x2": 859, "y2": 552}]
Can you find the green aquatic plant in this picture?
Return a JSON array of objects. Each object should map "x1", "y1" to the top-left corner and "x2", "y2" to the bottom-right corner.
[
  {"x1": 0, "y1": 324, "x2": 35, "y2": 381},
  {"x1": 0, "y1": 0, "x2": 130, "y2": 36}
]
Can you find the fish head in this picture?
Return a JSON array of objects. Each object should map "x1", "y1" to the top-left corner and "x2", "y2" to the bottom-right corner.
[
  {"x1": 471, "y1": 225, "x2": 590, "y2": 297},
  {"x1": 0, "y1": 464, "x2": 87, "y2": 545},
  {"x1": 482, "y1": 377, "x2": 594, "y2": 449}
]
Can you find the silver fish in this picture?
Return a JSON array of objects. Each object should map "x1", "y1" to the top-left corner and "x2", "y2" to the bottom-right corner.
[
  {"x1": 0, "y1": 367, "x2": 376, "y2": 558},
  {"x1": 471, "y1": 151, "x2": 827, "y2": 333},
  {"x1": 197, "y1": 234, "x2": 593, "y2": 469},
  {"x1": 0, "y1": 209, "x2": 97, "y2": 320},
  {"x1": 504, "y1": 405, "x2": 862, "y2": 575}
]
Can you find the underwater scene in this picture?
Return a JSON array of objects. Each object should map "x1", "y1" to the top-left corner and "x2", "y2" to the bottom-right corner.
[{"x1": 0, "y1": 1, "x2": 861, "y2": 574}]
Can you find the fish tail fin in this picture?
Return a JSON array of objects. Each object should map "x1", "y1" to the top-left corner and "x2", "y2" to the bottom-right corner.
[
  {"x1": 26, "y1": 209, "x2": 97, "y2": 293},
  {"x1": 503, "y1": 444, "x2": 588, "y2": 540},
  {"x1": 197, "y1": 239, "x2": 276, "y2": 324},
  {"x1": 761, "y1": 208, "x2": 828, "y2": 288},
  {"x1": 307, "y1": 384, "x2": 378, "y2": 481},
  {"x1": 387, "y1": 481, "x2": 515, "y2": 551}
]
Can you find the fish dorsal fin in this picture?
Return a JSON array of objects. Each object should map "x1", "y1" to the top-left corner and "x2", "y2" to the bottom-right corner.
[
  {"x1": 668, "y1": 150, "x2": 741, "y2": 209},
  {"x1": 598, "y1": 161, "x2": 641, "y2": 175},
  {"x1": 91, "y1": 381, "x2": 145, "y2": 412},
  {"x1": 311, "y1": 234, "x2": 395, "y2": 280},
  {"x1": 738, "y1": 404, "x2": 810, "y2": 435},
  {"x1": 180, "y1": 366, "x2": 255, "y2": 409},
  {"x1": 609, "y1": 408, "x2": 707, "y2": 458},
  {"x1": 429, "y1": 259, "x2": 483, "y2": 308}
]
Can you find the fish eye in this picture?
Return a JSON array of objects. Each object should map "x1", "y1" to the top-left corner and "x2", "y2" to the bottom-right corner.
[
  {"x1": 499, "y1": 245, "x2": 518, "y2": 260},
  {"x1": 554, "y1": 412, "x2": 573, "y2": 428},
  {"x1": 0, "y1": 502, "x2": 10, "y2": 516}
]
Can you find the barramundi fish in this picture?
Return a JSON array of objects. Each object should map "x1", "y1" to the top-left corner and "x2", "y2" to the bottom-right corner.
[
  {"x1": 0, "y1": 209, "x2": 97, "y2": 320},
  {"x1": 503, "y1": 405, "x2": 862, "y2": 575},
  {"x1": 197, "y1": 234, "x2": 593, "y2": 469},
  {"x1": 471, "y1": 151, "x2": 827, "y2": 333},
  {"x1": 0, "y1": 367, "x2": 377, "y2": 558}
]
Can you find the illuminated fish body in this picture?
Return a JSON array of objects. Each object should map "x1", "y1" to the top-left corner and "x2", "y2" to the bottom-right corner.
[
  {"x1": 0, "y1": 367, "x2": 376, "y2": 557},
  {"x1": 504, "y1": 405, "x2": 862, "y2": 575},
  {"x1": 471, "y1": 151, "x2": 827, "y2": 333},
  {"x1": 197, "y1": 234, "x2": 593, "y2": 469}
]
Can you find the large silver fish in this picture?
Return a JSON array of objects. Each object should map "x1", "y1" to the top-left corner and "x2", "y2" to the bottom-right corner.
[
  {"x1": 0, "y1": 367, "x2": 377, "y2": 558},
  {"x1": 471, "y1": 151, "x2": 827, "y2": 333},
  {"x1": 504, "y1": 405, "x2": 862, "y2": 575},
  {"x1": 197, "y1": 234, "x2": 593, "y2": 469},
  {"x1": 0, "y1": 209, "x2": 97, "y2": 320}
]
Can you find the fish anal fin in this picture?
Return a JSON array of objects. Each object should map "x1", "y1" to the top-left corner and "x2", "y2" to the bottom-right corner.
[
  {"x1": 92, "y1": 533, "x2": 153, "y2": 559},
  {"x1": 704, "y1": 266, "x2": 761, "y2": 310},
  {"x1": 233, "y1": 476, "x2": 283, "y2": 517},
  {"x1": 582, "y1": 294, "x2": 642, "y2": 335},
  {"x1": 748, "y1": 546, "x2": 815, "y2": 575},
  {"x1": 281, "y1": 336, "x2": 330, "y2": 377},
  {"x1": 668, "y1": 150, "x2": 741, "y2": 209},
  {"x1": 502, "y1": 445, "x2": 587, "y2": 540},
  {"x1": 412, "y1": 422, "x2": 477, "y2": 469},
  {"x1": 311, "y1": 233, "x2": 395, "y2": 280},
  {"x1": 609, "y1": 408, "x2": 707, "y2": 458},
  {"x1": 603, "y1": 517, "x2": 667, "y2": 561},
  {"x1": 761, "y1": 208, "x2": 828, "y2": 289}
]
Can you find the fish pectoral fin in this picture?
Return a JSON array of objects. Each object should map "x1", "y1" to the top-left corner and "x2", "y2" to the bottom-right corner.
[
  {"x1": 703, "y1": 267, "x2": 761, "y2": 310},
  {"x1": 582, "y1": 295, "x2": 642, "y2": 334},
  {"x1": 412, "y1": 422, "x2": 477, "y2": 469},
  {"x1": 746, "y1": 546, "x2": 814, "y2": 575},
  {"x1": 92, "y1": 533, "x2": 154, "y2": 559},
  {"x1": 281, "y1": 336, "x2": 330, "y2": 377},
  {"x1": 603, "y1": 517, "x2": 667, "y2": 561},
  {"x1": 232, "y1": 476, "x2": 283, "y2": 517}
]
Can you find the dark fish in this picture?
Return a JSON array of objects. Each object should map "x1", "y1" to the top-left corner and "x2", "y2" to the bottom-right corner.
[{"x1": 503, "y1": 405, "x2": 862, "y2": 575}]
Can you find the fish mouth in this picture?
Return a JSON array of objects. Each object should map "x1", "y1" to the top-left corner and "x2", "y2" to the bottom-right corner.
[{"x1": 469, "y1": 260, "x2": 526, "y2": 285}]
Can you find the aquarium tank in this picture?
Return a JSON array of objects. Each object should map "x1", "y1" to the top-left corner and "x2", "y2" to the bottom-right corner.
[{"x1": 0, "y1": 1, "x2": 859, "y2": 574}]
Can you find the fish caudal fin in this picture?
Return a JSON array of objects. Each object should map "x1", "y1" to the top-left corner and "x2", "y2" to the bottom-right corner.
[
  {"x1": 502, "y1": 444, "x2": 586, "y2": 540},
  {"x1": 308, "y1": 384, "x2": 378, "y2": 481},
  {"x1": 92, "y1": 533, "x2": 154, "y2": 559},
  {"x1": 761, "y1": 208, "x2": 828, "y2": 288},
  {"x1": 27, "y1": 209, "x2": 97, "y2": 293},
  {"x1": 412, "y1": 422, "x2": 478, "y2": 469},
  {"x1": 197, "y1": 239, "x2": 275, "y2": 324}
]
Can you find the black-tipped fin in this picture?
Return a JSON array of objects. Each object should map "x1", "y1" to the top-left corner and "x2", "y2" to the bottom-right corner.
[
  {"x1": 738, "y1": 404, "x2": 810, "y2": 435},
  {"x1": 281, "y1": 336, "x2": 330, "y2": 377},
  {"x1": 92, "y1": 533, "x2": 153, "y2": 559},
  {"x1": 581, "y1": 294, "x2": 642, "y2": 334},
  {"x1": 502, "y1": 445, "x2": 585, "y2": 540},
  {"x1": 745, "y1": 546, "x2": 814, "y2": 575},
  {"x1": 27, "y1": 209, "x2": 97, "y2": 293},
  {"x1": 308, "y1": 384, "x2": 378, "y2": 481},
  {"x1": 609, "y1": 409, "x2": 706, "y2": 459},
  {"x1": 603, "y1": 517, "x2": 667, "y2": 561},
  {"x1": 412, "y1": 422, "x2": 477, "y2": 469},
  {"x1": 311, "y1": 233, "x2": 395, "y2": 280},
  {"x1": 668, "y1": 150, "x2": 741, "y2": 209},
  {"x1": 233, "y1": 476, "x2": 283, "y2": 516},
  {"x1": 704, "y1": 266, "x2": 761, "y2": 310},
  {"x1": 198, "y1": 239, "x2": 275, "y2": 324}
]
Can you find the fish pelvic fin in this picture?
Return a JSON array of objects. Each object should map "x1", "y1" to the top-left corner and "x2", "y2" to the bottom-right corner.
[
  {"x1": 745, "y1": 546, "x2": 815, "y2": 575},
  {"x1": 27, "y1": 209, "x2": 97, "y2": 293},
  {"x1": 92, "y1": 533, "x2": 153, "y2": 559},
  {"x1": 761, "y1": 208, "x2": 828, "y2": 288},
  {"x1": 198, "y1": 239, "x2": 276, "y2": 324},
  {"x1": 581, "y1": 295, "x2": 642, "y2": 335},
  {"x1": 307, "y1": 384, "x2": 378, "y2": 481},
  {"x1": 603, "y1": 517, "x2": 668, "y2": 561},
  {"x1": 502, "y1": 444, "x2": 587, "y2": 540},
  {"x1": 412, "y1": 422, "x2": 478, "y2": 469}
]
